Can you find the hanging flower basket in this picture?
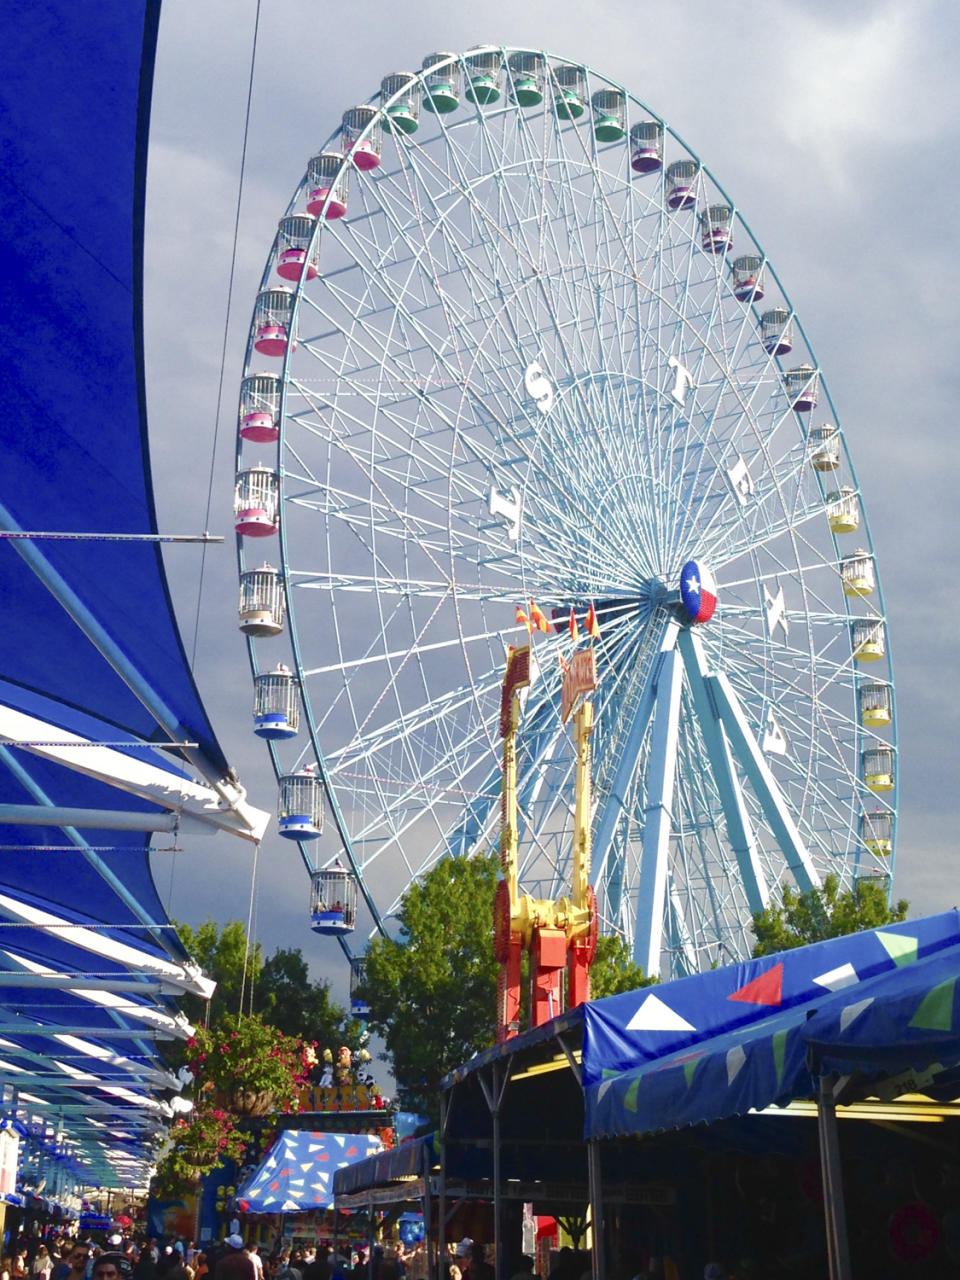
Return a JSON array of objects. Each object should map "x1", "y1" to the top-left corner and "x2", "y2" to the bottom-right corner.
[{"x1": 212, "y1": 1087, "x2": 275, "y2": 1117}]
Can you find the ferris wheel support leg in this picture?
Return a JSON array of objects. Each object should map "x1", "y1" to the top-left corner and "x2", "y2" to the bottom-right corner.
[
  {"x1": 677, "y1": 629, "x2": 769, "y2": 916},
  {"x1": 706, "y1": 671, "x2": 821, "y2": 894},
  {"x1": 592, "y1": 621, "x2": 679, "y2": 928},
  {"x1": 633, "y1": 647, "x2": 684, "y2": 977}
]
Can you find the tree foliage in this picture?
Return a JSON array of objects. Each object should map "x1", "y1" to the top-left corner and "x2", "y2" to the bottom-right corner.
[
  {"x1": 751, "y1": 874, "x2": 909, "y2": 957},
  {"x1": 175, "y1": 918, "x2": 262, "y2": 1029},
  {"x1": 359, "y1": 854, "x2": 500, "y2": 1117},
  {"x1": 589, "y1": 934, "x2": 658, "y2": 998}
]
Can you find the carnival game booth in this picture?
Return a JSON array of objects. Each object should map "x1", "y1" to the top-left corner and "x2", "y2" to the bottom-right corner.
[
  {"x1": 237, "y1": 1131, "x2": 382, "y2": 1252},
  {"x1": 437, "y1": 910, "x2": 960, "y2": 1280}
]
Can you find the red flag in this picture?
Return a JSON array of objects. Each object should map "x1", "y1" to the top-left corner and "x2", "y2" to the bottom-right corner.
[
  {"x1": 515, "y1": 606, "x2": 532, "y2": 635},
  {"x1": 568, "y1": 607, "x2": 579, "y2": 641},
  {"x1": 529, "y1": 600, "x2": 551, "y2": 633},
  {"x1": 558, "y1": 653, "x2": 569, "y2": 674},
  {"x1": 586, "y1": 602, "x2": 600, "y2": 639}
]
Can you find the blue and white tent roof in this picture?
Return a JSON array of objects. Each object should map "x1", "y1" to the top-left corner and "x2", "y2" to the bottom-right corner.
[{"x1": 238, "y1": 1131, "x2": 384, "y2": 1214}]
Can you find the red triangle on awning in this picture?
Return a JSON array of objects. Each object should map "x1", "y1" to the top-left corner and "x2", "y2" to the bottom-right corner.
[{"x1": 728, "y1": 963, "x2": 783, "y2": 1006}]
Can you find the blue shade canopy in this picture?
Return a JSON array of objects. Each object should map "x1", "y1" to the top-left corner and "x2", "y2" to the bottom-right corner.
[
  {"x1": 238, "y1": 1131, "x2": 384, "y2": 1213},
  {"x1": 584, "y1": 911, "x2": 960, "y2": 1139},
  {"x1": 0, "y1": 0, "x2": 269, "y2": 1186}
]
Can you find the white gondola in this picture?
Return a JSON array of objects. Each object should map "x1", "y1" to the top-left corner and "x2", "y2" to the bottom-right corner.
[
  {"x1": 553, "y1": 64, "x2": 586, "y2": 120},
  {"x1": 858, "y1": 681, "x2": 892, "y2": 727},
  {"x1": 421, "y1": 53, "x2": 461, "y2": 114},
  {"x1": 306, "y1": 152, "x2": 349, "y2": 220},
  {"x1": 630, "y1": 120, "x2": 663, "y2": 173},
  {"x1": 253, "y1": 665, "x2": 299, "y2": 740},
  {"x1": 841, "y1": 549, "x2": 875, "y2": 597},
  {"x1": 809, "y1": 424, "x2": 840, "y2": 471},
  {"x1": 851, "y1": 618, "x2": 885, "y2": 663},
  {"x1": 507, "y1": 52, "x2": 544, "y2": 107},
  {"x1": 275, "y1": 214, "x2": 319, "y2": 282},
  {"x1": 278, "y1": 766, "x2": 323, "y2": 840},
  {"x1": 350, "y1": 956, "x2": 370, "y2": 1018},
  {"x1": 760, "y1": 307, "x2": 792, "y2": 356},
  {"x1": 464, "y1": 50, "x2": 502, "y2": 105},
  {"x1": 310, "y1": 863, "x2": 356, "y2": 935},
  {"x1": 381, "y1": 72, "x2": 420, "y2": 134},
  {"x1": 783, "y1": 364, "x2": 819, "y2": 412},
  {"x1": 238, "y1": 564, "x2": 285, "y2": 637},
  {"x1": 699, "y1": 204, "x2": 733, "y2": 254},
  {"x1": 826, "y1": 486, "x2": 860, "y2": 534},
  {"x1": 234, "y1": 465, "x2": 279, "y2": 538},
  {"x1": 253, "y1": 287, "x2": 296, "y2": 358},
  {"x1": 239, "y1": 373, "x2": 281, "y2": 444},
  {"x1": 862, "y1": 746, "x2": 895, "y2": 792},
  {"x1": 592, "y1": 88, "x2": 626, "y2": 142},
  {"x1": 665, "y1": 159, "x2": 700, "y2": 211},
  {"x1": 342, "y1": 105, "x2": 382, "y2": 171},
  {"x1": 731, "y1": 255, "x2": 764, "y2": 303},
  {"x1": 860, "y1": 809, "x2": 894, "y2": 856}
]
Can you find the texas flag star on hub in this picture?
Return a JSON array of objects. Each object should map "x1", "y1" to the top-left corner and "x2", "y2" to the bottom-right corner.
[{"x1": 680, "y1": 559, "x2": 717, "y2": 624}]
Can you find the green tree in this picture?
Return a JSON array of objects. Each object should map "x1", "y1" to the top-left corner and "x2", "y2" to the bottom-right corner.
[
  {"x1": 175, "y1": 918, "x2": 262, "y2": 1028},
  {"x1": 589, "y1": 934, "x2": 658, "y2": 998},
  {"x1": 252, "y1": 946, "x2": 361, "y2": 1050},
  {"x1": 360, "y1": 853, "x2": 500, "y2": 1117},
  {"x1": 751, "y1": 874, "x2": 909, "y2": 957}
]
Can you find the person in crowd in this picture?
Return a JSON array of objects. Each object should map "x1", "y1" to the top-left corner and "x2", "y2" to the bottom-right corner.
[
  {"x1": 91, "y1": 1256, "x2": 133, "y2": 1280},
  {"x1": 507, "y1": 1257, "x2": 534, "y2": 1280},
  {"x1": 31, "y1": 1248, "x2": 52, "y2": 1280},
  {"x1": 53, "y1": 1242, "x2": 89, "y2": 1280},
  {"x1": 244, "y1": 1249, "x2": 262, "y2": 1280},
  {"x1": 213, "y1": 1239, "x2": 253, "y2": 1280},
  {"x1": 301, "y1": 1250, "x2": 329, "y2": 1280}
]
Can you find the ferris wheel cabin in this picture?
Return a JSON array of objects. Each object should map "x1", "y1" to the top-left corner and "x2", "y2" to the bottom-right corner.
[
  {"x1": 342, "y1": 105, "x2": 382, "y2": 170},
  {"x1": 784, "y1": 365, "x2": 819, "y2": 413},
  {"x1": 421, "y1": 53, "x2": 461, "y2": 114},
  {"x1": 592, "y1": 88, "x2": 626, "y2": 142},
  {"x1": 761, "y1": 308, "x2": 793, "y2": 356},
  {"x1": 861, "y1": 809, "x2": 894, "y2": 856},
  {"x1": 508, "y1": 52, "x2": 545, "y2": 107},
  {"x1": 276, "y1": 214, "x2": 320, "y2": 281},
  {"x1": 630, "y1": 120, "x2": 663, "y2": 173},
  {"x1": 808, "y1": 425, "x2": 841, "y2": 471},
  {"x1": 238, "y1": 564, "x2": 285, "y2": 637},
  {"x1": 858, "y1": 681, "x2": 892, "y2": 727},
  {"x1": 381, "y1": 73, "x2": 420, "y2": 134},
  {"x1": 350, "y1": 956, "x2": 370, "y2": 1017},
  {"x1": 552, "y1": 64, "x2": 586, "y2": 119},
  {"x1": 310, "y1": 865, "x2": 357, "y2": 936},
  {"x1": 253, "y1": 665, "x2": 299, "y2": 740},
  {"x1": 841, "y1": 550, "x2": 876, "y2": 597},
  {"x1": 278, "y1": 767, "x2": 323, "y2": 840},
  {"x1": 306, "y1": 152, "x2": 349, "y2": 220},
  {"x1": 826, "y1": 487, "x2": 860, "y2": 534},
  {"x1": 253, "y1": 287, "x2": 296, "y2": 357},
  {"x1": 732, "y1": 255, "x2": 764, "y2": 303},
  {"x1": 862, "y1": 746, "x2": 895, "y2": 792},
  {"x1": 239, "y1": 373, "x2": 281, "y2": 443},
  {"x1": 700, "y1": 204, "x2": 734, "y2": 255},
  {"x1": 234, "y1": 465, "x2": 279, "y2": 538},
  {"x1": 851, "y1": 618, "x2": 886, "y2": 663},
  {"x1": 666, "y1": 159, "x2": 700, "y2": 211},
  {"x1": 465, "y1": 50, "x2": 503, "y2": 105}
]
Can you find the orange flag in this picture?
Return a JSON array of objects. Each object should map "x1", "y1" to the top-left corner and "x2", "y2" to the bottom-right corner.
[
  {"x1": 568, "y1": 607, "x2": 579, "y2": 641},
  {"x1": 529, "y1": 600, "x2": 551, "y2": 633},
  {"x1": 515, "y1": 605, "x2": 533, "y2": 635},
  {"x1": 586, "y1": 602, "x2": 600, "y2": 639}
]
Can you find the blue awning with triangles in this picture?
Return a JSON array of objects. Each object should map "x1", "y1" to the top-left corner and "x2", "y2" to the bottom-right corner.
[
  {"x1": 584, "y1": 910, "x2": 960, "y2": 1138},
  {"x1": 237, "y1": 1131, "x2": 384, "y2": 1214}
]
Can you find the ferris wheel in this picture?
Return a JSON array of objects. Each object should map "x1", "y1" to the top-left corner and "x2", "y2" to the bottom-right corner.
[{"x1": 233, "y1": 47, "x2": 896, "y2": 980}]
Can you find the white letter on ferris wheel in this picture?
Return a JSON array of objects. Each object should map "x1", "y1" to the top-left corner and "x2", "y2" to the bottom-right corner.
[
  {"x1": 668, "y1": 355, "x2": 695, "y2": 407},
  {"x1": 764, "y1": 583, "x2": 789, "y2": 639},
  {"x1": 727, "y1": 454, "x2": 756, "y2": 506},
  {"x1": 489, "y1": 484, "x2": 522, "y2": 541},
  {"x1": 524, "y1": 362, "x2": 556, "y2": 414}
]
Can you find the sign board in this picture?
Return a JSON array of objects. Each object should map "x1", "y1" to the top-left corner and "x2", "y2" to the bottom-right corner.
[{"x1": 561, "y1": 649, "x2": 597, "y2": 723}]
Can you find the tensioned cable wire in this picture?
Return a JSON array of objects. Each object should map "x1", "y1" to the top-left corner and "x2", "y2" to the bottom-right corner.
[
  {"x1": 189, "y1": 0, "x2": 263, "y2": 670},
  {"x1": 238, "y1": 840, "x2": 261, "y2": 1016}
]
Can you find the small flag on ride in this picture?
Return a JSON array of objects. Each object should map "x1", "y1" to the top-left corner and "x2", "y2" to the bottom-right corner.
[
  {"x1": 529, "y1": 600, "x2": 551, "y2": 633},
  {"x1": 586, "y1": 602, "x2": 600, "y2": 638},
  {"x1": 558, "y1": 653, "x2": 569, "y2": 674},
  {"x1": 568, "y1": 607, "x2": 579, "y2": 641},
  {"x1": 515, "y1": 605, "x2": 533, "y2": 635}
]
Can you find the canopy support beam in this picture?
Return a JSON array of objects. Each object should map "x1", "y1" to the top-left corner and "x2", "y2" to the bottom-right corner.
[{"x1": 817, "y1": 1073, "x2": 852, "y2": 1280}]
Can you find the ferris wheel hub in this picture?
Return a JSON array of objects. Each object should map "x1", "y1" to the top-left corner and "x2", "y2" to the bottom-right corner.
[{"x1": 679, "y1": 560, "x2": 717, "y2": 625}]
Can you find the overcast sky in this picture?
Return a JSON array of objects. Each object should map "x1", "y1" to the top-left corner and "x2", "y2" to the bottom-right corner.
[{"x1": 144, "y1": 0, "x2": 960, "y2": 1008}]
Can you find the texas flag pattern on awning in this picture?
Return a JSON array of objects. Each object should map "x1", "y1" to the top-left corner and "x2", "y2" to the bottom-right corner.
[{"x1": 237, "y1": 1130, "x2": 383, "y2": 1213}]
